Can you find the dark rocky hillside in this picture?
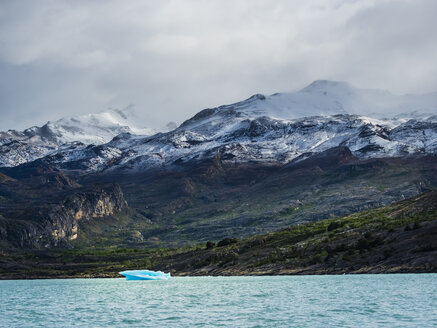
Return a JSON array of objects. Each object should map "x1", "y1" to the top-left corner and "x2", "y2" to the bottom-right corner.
[
  {"x1": 0, "y1": 166, "x2": 128, "y2": 248},
  {"x1": 0, "y1": 149, "x2": 436, "y2": 251},
  {"x1": 1, "y1": 189, "x2": 435, "y2": 279},
  {"x1": 79, "y1": 151, "x2": 437, "y2": 247}
]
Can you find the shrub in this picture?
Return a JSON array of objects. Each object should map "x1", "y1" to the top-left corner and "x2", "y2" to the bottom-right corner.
[
  {"x1": 327, "y1": 221, "x2": 343, "y2": 231},
  {"x1": 206, "y1": 241, "x2": 215, "y2": 249},
  {"x1": 319, "y1": 250, "x2": 329, "y2": 258},
  {"x1": 217, "y1": 238, "x2": 238, "y2": 247}
]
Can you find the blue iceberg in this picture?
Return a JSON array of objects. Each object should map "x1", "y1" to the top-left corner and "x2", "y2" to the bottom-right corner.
[{"x1": 119, "y1": 269, "x2": 171, "y2": 281}]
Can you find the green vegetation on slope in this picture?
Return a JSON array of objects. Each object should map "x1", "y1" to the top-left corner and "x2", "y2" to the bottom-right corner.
[{"x1": 1, "y1": 190, "x2": 436, "y2": 279}]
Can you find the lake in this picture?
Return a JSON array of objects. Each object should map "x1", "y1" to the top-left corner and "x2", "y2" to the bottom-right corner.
[{"x1": 1, "y1": 274, "x2": 436, "y2": 327}]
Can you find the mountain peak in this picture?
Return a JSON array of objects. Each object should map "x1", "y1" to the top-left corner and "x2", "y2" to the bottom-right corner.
[
  {"x1": 43, "y1": 105, "x2": 154, "y2": 145},
  {"x1": 0, "y1": 106, "x2": 155, "y2": 167},
  {"x1": 2, "y1": 81, "x2": 437, "y2": 169},
  {"x1": 54, "y1": 105, "x2": 133, "y2": 129},
  {"x1": 301, "y1": 80, "x2": 354, "y2": 94}
]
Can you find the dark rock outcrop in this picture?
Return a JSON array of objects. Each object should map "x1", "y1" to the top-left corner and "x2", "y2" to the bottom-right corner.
[{"x1": 0, "y1": 184, "x2": 128, "y2": 248}]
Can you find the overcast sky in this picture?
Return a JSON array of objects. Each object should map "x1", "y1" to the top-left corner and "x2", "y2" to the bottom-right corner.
[{"x1": 0, "y1": 0, "x2": 436, "y2": 131}]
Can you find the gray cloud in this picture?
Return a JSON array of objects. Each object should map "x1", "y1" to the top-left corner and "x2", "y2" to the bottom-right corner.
[{"x1": 0, "y1": 0, "x2": 436, "y2": 131}]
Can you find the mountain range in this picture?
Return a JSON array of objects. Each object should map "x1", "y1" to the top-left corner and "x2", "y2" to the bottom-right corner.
[
  {"x1": 0, "y1": 80, "x2": 436, "y2": 250},
  {"x1": 0, "y1": 106, "x2": 156, "y2": 167},
  {"x1": 2, "y1": 80, "x2": 436, "y2": 172}
]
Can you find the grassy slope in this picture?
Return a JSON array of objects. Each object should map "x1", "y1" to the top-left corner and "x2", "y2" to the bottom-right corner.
[{"x1": 1, "y1": 190, "x2": 436, "y2": 279}]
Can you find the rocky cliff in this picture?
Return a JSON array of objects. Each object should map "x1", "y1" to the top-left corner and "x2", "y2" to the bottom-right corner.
[{"x1": 0, "y1": 184, "x2": 127, "y2": 248}]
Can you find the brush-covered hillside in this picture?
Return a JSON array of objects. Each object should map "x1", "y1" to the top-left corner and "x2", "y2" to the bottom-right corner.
[{"x1": 1, "y1": 190, "x2": 435, "y2": 279}]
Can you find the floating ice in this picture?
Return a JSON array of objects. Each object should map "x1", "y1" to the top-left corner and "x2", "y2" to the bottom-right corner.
[{"x1": 119, "y1": 269, "x2": 171, "y2": 280}]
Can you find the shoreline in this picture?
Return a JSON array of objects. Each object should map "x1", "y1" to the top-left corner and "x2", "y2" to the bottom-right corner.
[{"x1": 2, "y1": 266, "x2": 436, "y2": 280}]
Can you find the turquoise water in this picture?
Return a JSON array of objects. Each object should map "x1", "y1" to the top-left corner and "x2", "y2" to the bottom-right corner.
[{"x1": 0, "y1": 274, "x2": 436, "y2": 327}]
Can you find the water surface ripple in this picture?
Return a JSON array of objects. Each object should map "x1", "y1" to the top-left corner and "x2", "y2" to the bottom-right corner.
[{"x1": 1, "y1": 274, "x2": 436, "y2": 327}]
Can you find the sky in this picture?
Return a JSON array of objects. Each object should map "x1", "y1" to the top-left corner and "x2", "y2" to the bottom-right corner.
[{"x1": 0, "y1": 0, "x2": 436, "y2": 131}]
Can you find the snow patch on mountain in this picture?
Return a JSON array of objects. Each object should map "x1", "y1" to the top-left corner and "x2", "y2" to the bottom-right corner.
[
  {"x1": 41, "y1": 106, "x2": 154, "y2": 145},
  {"x1": 36, "y1": 113, "x2": 437, "y2": 173},
  {"x1": 0, "y1": 107, "x2": 154, "y2": 167},
  {"x1": 1, "y1": 80, "x2": 436, "y2": 171},
  {"x1": 181, "y1": 80, "x2": 437, "y2": 128}
]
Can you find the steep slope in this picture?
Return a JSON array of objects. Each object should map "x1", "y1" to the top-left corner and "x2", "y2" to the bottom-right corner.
[
  {"x1": 12, "y1": 80, "x2": 433, "y2": 173},
  {"x1": 156, "y1": 189, "x2": 437, "y2": 276},
  {"x1": 36, "y1": 114, "x2": 437, "y2": 174},
  {"x1": 2, "y1": 147, "x2": 435, "y2": 250},
  {"x1": 0, "y1": 107, "x2": 154, "y2": 167},
  {"x1": 0, "y1": 181, "x2": 128, "y2": 248},
  {"x1": 2, "y1": 81, "x2": 437, "y2": 172},
  {"x1": 182, "y1": 80, "x2": 437, "y2": 123},
  {"x1": 1, "y1": 190, "x2": 436, "y2": 279}
]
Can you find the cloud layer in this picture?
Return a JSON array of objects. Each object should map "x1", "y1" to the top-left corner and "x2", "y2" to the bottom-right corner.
[{"x1": 1, "y1": 0, "x2": 436, "y2": 130}]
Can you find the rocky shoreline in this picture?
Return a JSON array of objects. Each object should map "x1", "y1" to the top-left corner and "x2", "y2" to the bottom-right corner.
[{"x1": 1, "y1": 265, "x2": 436, "y2": 281}]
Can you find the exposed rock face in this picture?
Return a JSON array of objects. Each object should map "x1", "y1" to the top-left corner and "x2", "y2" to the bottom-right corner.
[
  {"x1": 48, "y1": 184, "x2": 128, "y2": 243},
  {"x1": 0, "y1": 184, "x2": 128, "y2": 248}
]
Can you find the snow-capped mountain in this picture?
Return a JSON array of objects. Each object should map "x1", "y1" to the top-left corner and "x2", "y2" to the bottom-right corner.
[
  {"x1": 1, "y1": 80, "x2": 436, "y2": 171},
  {"x1": 179, "y1": 80, "x2": 437, "y2": 122},
  {"x1": 0, "y1": 107, "x2": 154, "y2": 167},
  {"x1": 17, "y1": 80, "x2": 434, "y2": 173}
]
